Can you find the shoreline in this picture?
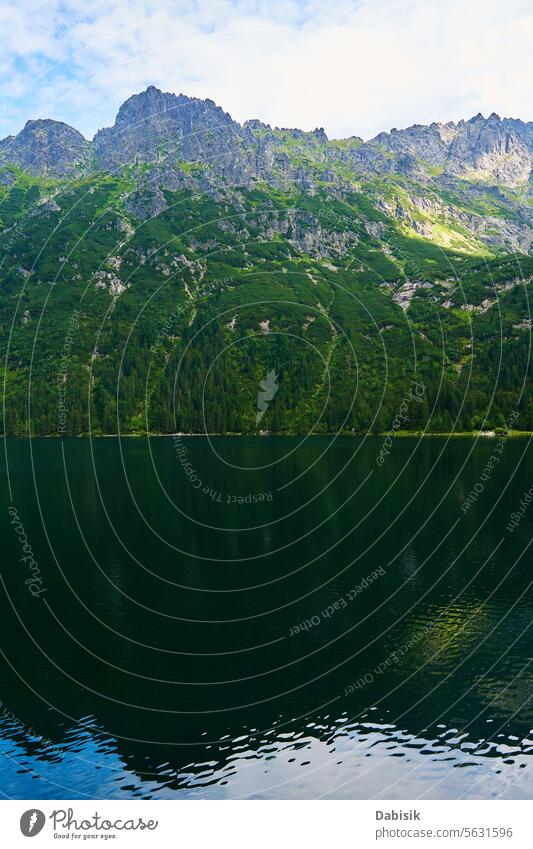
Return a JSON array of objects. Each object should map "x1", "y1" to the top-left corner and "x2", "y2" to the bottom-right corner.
[{"x1": 4, "y1": 431, "x2": 533, "y2": 439}]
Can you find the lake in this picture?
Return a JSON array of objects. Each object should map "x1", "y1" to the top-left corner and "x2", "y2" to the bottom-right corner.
[{"x1": 2, "y1": 435, "x2": 533, "y2": 799}]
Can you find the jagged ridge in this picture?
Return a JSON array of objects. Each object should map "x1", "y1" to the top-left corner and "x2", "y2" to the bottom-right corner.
[{"x1": 2, "y1": 86, "x2": 533, "y2": 188}]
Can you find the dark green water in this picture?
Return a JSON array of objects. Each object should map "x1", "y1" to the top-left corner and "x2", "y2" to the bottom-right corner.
[{"x1": 2, "y1": 436, "x2": 533, "y2": 799}]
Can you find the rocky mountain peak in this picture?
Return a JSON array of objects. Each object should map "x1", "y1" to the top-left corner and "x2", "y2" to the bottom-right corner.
[
  {"x1": 350, "y1": 111, "x2": 533, "y2": 187},
  {"x1": 113, "y1": 86, "x2": 181, "y2": 126},
  {"x1": 1, "y1": 88, "x2": 532, "y2": 191},
  {"x1": 244, "y1": 119, "x2": 272, "y2": 131},
  {"x1": 445, "y1": 113, "x2": 532, "y2": 186},
  {"x1": 312, "y1": 127, "x2": 328, "y2": 142},
  {"x1": 93, "y1": 86, "x2": 239, "y2": 171},
  {"x1": 0, "y1": 118, "x2": 89, "y2": 176}
]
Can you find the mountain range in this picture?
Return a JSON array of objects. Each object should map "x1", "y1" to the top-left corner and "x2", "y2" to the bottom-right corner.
[{"x1": 1, "y1": 87, "x2": 533, "y2": 436}]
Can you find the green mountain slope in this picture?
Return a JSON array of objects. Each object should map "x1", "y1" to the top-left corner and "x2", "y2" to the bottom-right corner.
[{"x1": 2, "y1": 89, "x2": 533, "y2": 435}]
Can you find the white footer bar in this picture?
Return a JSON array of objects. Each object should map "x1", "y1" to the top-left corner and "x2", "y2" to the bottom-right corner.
[{"x1": 1, "y1": 799, "x2": 530, "y2": 848}]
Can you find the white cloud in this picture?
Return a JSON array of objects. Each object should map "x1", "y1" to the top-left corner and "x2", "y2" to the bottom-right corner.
[{"x1": 0, "y1": 0, "x2": 532, "y2": 140}]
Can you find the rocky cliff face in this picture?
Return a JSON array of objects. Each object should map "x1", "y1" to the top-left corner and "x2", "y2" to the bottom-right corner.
[
  {"x1": 92, "y1": 86, "x2": 242, "y2": 171},
  {"x1": 0, "y1": 119, "x2": 90, "y2": 176},
  {"x1": 3, "y1": 87, "x2": 533, "y2": 188},
  {"x1": 353, "y1": 112, "x2": 533, "y2": 187},
  {"x1": 1, "y1": 87, "x2": 533, "y2": 251},
  {"x1": 445, "y1": 113, "x2": 533, "y2": 186}
]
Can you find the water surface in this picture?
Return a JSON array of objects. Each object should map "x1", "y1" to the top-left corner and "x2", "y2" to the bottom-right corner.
[{"x1": 2, "y1": 436, "x2": 533, "y2": 799}]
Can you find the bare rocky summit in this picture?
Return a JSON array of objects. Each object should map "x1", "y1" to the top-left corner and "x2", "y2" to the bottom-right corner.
[
  {"x1": 0, "y1": 118, "x2": 90, "y2": 177},
  {"x1": 3, "y1": 86, "x2": 533, "y2": 188},
  {"x1": 1, "y1": 86, "x2": 533, "y2": 251}
]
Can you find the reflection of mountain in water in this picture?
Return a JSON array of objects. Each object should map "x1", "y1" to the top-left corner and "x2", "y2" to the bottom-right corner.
[{"x1": 2, "y1": 436, "x2": 533, "y2": 798}]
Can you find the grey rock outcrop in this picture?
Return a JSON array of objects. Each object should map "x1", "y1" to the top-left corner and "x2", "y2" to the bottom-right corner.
[
  {"x1": 1, "y1": 87, "x2": 533, "y2": 253},
  {"x1": 2, "y1": 89, "x2": 533, "y2": 190},
  {"x1": 93, "y1": 86, "x2": 243, "y2": 173},
  {"x1": 353, "y1": 113, "x2": 533, "y2": 186},
  {"x1": 0, "y1": 119, "x2": 90, "y2": 176}
]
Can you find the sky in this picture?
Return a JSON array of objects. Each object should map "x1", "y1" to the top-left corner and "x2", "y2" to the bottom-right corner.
[{"x1": 0, "y1": 0, "x2": 532, "y2": 141}]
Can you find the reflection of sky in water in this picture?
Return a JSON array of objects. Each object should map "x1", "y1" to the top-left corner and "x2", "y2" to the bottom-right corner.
[
  {"x1": 2, "y1": 712, "x2": 533, "y2": 800},
  {"x1": 3, "y1": 436, "x2": 533, "y2": 799}
]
